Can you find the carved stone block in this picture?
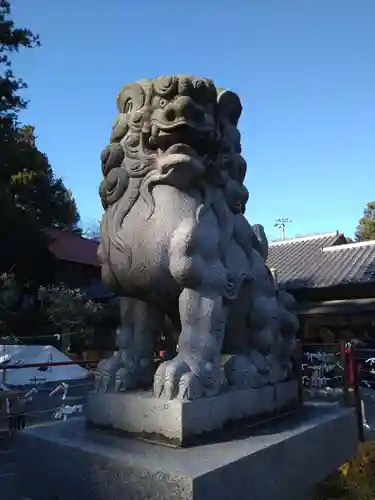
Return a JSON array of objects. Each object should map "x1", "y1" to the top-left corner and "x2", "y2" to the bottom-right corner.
[{"x1": 86, "y1": 380, "x2": 299, "y2": 446}]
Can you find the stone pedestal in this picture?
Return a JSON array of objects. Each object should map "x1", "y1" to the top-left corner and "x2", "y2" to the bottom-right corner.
[
  {"x1": 13, "y1": 404, "x2": 358, "y2": 500},
  {"x1": 86, "y1": 380, "x2": 298, "y2": 446}
]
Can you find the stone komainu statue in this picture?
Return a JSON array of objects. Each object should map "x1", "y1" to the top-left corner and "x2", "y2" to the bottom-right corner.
[{"x1": 95, "y1": 75, "x2": 299, "y2": 400}]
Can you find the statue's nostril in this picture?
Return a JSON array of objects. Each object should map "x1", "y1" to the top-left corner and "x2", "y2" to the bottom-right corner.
[
  {"x1": 193, "y1": 107, "x2": 204, "y2": 123},
  {"x1": 165, "y1": 108, "x2": 176, "y2": 122}
]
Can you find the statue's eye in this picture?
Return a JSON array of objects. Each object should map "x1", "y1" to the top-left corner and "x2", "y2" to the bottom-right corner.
[
  {"x1": 124, "y1": 135, "x2": 139, "y2": 148},
  {"x1": 159, "y1": 98, "x2": 167, "y2": 108},
  {"x1": 124, "y1": 100, "x2": 133, "y2": 113}
]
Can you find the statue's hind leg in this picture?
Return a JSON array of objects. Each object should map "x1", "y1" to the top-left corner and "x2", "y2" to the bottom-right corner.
[{"x1": 95, "y1": 297, "x2": 164, "y2": 392}]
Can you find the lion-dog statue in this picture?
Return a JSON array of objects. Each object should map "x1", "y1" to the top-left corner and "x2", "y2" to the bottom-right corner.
[{"x1": 95, "y1": 75, "x2": 299, "y2": 400}]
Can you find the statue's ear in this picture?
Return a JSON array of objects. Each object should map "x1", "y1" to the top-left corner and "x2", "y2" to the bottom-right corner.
[
  {"x1": 217, "y1": 89, "x2": 242, "y2": 126},
  {"x1": 251, "y1": 224, "x2": 269, "y2": 261},
  {"x1": 116, "y1": 82, "x2": 147, "y2": 114}
]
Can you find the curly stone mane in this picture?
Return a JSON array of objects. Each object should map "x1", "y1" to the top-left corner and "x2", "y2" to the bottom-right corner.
[{"x1": 98, "y1": 76, "x2": 253, "y2": 283}]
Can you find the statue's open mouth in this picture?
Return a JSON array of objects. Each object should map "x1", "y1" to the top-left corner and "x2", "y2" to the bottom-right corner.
[{"x1": 149, "y1": 124, "x2": 211, "y2": 158}]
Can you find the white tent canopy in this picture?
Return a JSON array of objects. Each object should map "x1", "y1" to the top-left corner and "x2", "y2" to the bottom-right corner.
[{"x1": 0, "y1": 344, "x2": 88, "y2": 386}]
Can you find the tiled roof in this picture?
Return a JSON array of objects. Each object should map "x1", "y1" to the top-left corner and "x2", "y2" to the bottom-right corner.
[
  {"x1": 266, "y1": 232, "x2": 375, "y2": 289},
  {"x1": 44, "y1": 228, "x2": 100, "y2": 268}
]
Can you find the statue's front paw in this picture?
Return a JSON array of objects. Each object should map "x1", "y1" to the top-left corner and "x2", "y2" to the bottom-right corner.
[
  {"x1": 153, "y1": 355, "x2": 221, "y2": 400},
  {"x1": 94, "y1": 353, "x2": 140, "y2": 393}
]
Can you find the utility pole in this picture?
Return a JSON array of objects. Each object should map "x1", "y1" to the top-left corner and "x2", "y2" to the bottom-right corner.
[{"x1": 274, "y1": 217, "x2": 292, "y2": 241}]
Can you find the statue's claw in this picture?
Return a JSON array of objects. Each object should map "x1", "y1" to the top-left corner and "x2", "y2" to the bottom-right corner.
[
  {"x1": 94, "y1": 367, "x2": 137, "y2": 393},
  {"x1": 153, "y1": 354, "x2": 220, "y2": 400},
  {"x1": 114, "y1": 367, "x2": 138, "y2": 392},
  {"x1": 94, "y1": 358, "x2": 124, "y2": 393},
  {"x1": 93, "y1": 351, "x2": 150, "y2": 393},
  {"x1": 94, "y1": 371, "x2": 113, "y2": 393},
  {"x1": 177, "y1": 372, "x2": 203, "y2": 400}
]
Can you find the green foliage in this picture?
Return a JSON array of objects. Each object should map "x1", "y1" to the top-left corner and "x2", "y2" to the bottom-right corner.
[
  {"x1": 0, "y1": 0, "x2": 81, "y2": 281},
  {"x1": 0, "y1": 273, "x2": 103, "y2": 341},
  {"x1": 355, "y1": 202, "x2": 375, "y2": 242},
  {"x1": 40, "y1": 284, "x2": 103, "y2": 333},
  {"x1": 0, "y1": 0, "x2": 40, "y2": 122},
  {"x1": 0, "y1": 3, "x2": 90, "y2": 345},
  {"x1": 319, "y1": 442, "x2": 375, "y2": 499},
  {"x1": 4, "y1": 125, "x2": 81, "y2": 231},
  {"x1": 0, "y1": 272, "x2": 18, "y2": 308},
  {"x1": 0, "y1": 272, "x2": 18, "y2": 337}
]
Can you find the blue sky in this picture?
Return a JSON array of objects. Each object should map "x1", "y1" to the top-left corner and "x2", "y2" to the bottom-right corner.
[{"x1": 10, "y1": 0, "x2": 375, "y2": 241}]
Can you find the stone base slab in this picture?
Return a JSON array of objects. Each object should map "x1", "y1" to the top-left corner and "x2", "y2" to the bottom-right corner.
[
  {"x1": 13, "y1": 404, "x2": 359, "y2": 500},
  {"x1": 86, "y1": 380, "x2": 298, "y2": 445}
]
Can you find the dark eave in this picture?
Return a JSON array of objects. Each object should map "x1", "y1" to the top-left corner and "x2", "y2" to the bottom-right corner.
[{"x1": 297, "y1": 297, "x2": 375, "y2": 315}]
